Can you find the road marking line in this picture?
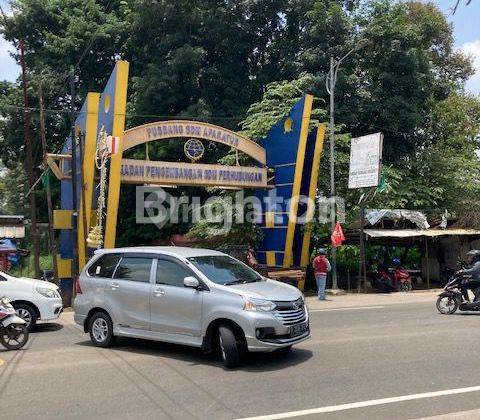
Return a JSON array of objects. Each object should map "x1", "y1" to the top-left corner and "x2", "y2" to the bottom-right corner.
[
  {"x1": 236, "y1": 385, "x2": 480, "y2": 420},
  {"x1": 415, "y1": 408, "x2": 480, "y2": 419},
  {"x1": 310, "y1": 305, "x2": 385, "y2": 312},
  {"x1": 0, "y1": 358, "x2": 4, "y2": 367}
]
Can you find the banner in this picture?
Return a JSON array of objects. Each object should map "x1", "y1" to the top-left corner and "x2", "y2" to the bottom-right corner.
[
  {"x1": 348, "y1": 133, "x2": 383, "y2": 189},
  {"x1": 123, "y1": 120, "x2": 266, "y2": 165},
  {"x1": 120, "y1": 158, "x2": 268, "y2": 188}
]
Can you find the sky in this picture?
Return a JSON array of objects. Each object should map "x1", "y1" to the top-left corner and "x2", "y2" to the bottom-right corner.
[{"x1": 0, "y1": 0, "x2": 479, "y2": 94}]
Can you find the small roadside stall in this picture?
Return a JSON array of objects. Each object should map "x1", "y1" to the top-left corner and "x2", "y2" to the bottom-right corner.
[
  {"x1": 346, "y1": 210, "x2": 480, "y2": 290},
  {"x1": 0, "y1": 216, "x2": 25, "y2": 272},
  {"x1": 362, "y1": 228, "x2": 480, "y2": 288}
]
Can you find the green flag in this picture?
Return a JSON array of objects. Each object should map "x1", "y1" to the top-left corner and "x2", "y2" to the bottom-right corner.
[
  {"x1": 41, "y1": 170, "x2": 51, "y2": 189},
  {"x1": 377, "y1": 174, "x2": 388, "y2": 193}
]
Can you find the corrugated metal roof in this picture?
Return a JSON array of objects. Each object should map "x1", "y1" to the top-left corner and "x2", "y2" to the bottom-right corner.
[{"x1": 364, "y1": 229, "x2": 480, "y2": 239}]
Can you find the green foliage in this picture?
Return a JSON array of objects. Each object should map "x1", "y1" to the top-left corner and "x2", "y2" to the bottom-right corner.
[
  {"x1": 240, "y1": 73, "x2": 327, "y2": 140},
  {"x1": 8, "y1": 254, "x2": 53, "y2": 278},
  {"x1": 0, "y1": 0, "x2": 131, "y2": 171},
  {"x1": 335, "y1": 245, "x2": 360, "y2": 274},
  {"x1": 0, "y1": 82, "x2": 25, "y2": 169},
  {"x1": 185, "y1": 195, "x2": 263, "y2": 248},
  {"x1": 0, "y1": 162, "x2": 29, "y2": 215},
  {"x1": 368, "y1": 93, "x2": 480, "y2": 224},
  {"x1": 126, "y1": 0, "x2": 309, "y2": 129},
  {"x1": 305, "y1": 0, "x2": 474, "y2": 162}
]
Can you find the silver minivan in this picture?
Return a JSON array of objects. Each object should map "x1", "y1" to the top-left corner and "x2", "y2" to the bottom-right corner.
[{"x1": 74, "y1": 247, "x2": 310, "y2": 367}]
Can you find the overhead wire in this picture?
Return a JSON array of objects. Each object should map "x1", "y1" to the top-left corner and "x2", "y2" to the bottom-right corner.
[{"x1": 0, "y1": 103, "x2": 246, "y2": 121}]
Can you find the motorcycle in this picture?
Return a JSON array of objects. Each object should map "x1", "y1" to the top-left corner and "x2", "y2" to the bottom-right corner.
[
  {"x1": 436, "y1": 271, "x2": 480, "y2": 314},
  {"x1": 372, "y1": 267, "x2": 413, "y2": 292},
  {"x1": 0, "y1": 296, "x2": 29, "y2": 350}
]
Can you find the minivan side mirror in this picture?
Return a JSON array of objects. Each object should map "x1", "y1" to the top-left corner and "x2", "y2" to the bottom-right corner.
[{"x1": 184, "y1": 276, "x2": 200, "y2": 289}]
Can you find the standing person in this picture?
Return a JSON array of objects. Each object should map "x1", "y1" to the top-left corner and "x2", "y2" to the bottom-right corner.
[{"x1": 313, "y1": 249, "x2": 331, "y2": 300}]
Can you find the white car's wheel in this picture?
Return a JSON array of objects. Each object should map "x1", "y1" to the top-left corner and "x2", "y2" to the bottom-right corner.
[{"x1": 13, "y1": 303, "x2": 37, "y2": 330}]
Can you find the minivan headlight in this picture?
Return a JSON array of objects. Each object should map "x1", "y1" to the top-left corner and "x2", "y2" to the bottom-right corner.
[
  {"x1": 243, "y1": 297, "x2": 276, "y2": 312},
  {"x1": 36, "y1": 286, "x2": 59, "y2": 298}
]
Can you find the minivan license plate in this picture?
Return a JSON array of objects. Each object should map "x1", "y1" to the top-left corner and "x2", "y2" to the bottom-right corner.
[{"x1": 290, "y1": 322, "x2": 308, "y2": 337}]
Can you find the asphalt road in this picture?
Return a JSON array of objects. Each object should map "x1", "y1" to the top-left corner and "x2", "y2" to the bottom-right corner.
[{"x1": 2, "y1": 301, "x2": 480, "y2": 420}]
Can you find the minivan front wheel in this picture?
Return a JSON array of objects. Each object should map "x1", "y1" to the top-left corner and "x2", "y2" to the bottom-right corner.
[
  {"x1": 89, "y1": 312, "x2": 114, "y2": 347},
  {"x1": 218, "y1": 325, "x2": 242, "y2": 368}
]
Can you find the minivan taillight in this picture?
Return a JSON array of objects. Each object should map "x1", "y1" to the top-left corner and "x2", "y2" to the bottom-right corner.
[{"x1": 74, "y1": 276, "x2": 82, "y2": 294}]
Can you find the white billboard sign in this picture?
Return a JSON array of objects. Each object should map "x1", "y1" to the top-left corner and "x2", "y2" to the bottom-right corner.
[{"x1": 348, "y1": 133, "x2": 383, "y2": 189}]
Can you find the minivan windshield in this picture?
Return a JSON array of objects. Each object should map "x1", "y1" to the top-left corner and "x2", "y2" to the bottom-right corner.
[{"x1": 187, "y1": 255, "x2": 263, "y2": 285}]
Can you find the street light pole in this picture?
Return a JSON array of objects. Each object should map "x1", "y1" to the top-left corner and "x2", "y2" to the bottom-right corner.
[
  {"x1": 326, "y1": 41, "x2": 367, "y2": 290},
  {"x1": 328, "y1": 57, "x2": 338, "y2": 290}
]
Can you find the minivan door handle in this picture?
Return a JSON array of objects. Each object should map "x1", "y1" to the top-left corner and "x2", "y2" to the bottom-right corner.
[
  {"x1": 153, "y1": 287, "x2": 166, "y2": 297},
  {"x1": 110, "y1": 282, "x2": 120, "y2": 290}
]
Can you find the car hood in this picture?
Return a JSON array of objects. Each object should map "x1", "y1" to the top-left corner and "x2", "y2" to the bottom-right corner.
[
  {"x1": 228, "y1": 279, "x2": 301, "y2": 301},
  {"x1": 17, "y1": 277, "x2": 59, "y2": 291}
]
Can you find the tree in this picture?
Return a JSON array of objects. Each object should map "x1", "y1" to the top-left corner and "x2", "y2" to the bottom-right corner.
[
  {"x1": 357, "y1": 93, "x2": 480, "y2": 225},
  {"x1": 0, "y1": 162, "x2": 29, "y2": 215},
  {"x1": 0, "y1": 0, "x2": 132, "y2": 169},
  {"x1": 126, "y1": 0, "x2": 311, "y2": 130},
  {"x1": 298, "y1": 0, "x2": 473, "y2": 163},
  {"x1": 187, "y1": 74, "x2": 329, "y2": 246}
]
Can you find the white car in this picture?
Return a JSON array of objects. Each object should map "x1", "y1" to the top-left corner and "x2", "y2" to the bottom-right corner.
[{"x1": 0, "y1": 271, "x2": 63, "y2": 329}]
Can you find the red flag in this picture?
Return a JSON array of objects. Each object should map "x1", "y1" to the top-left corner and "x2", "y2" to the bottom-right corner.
[{"x1": 331, "y1": 222, "x2": 346, "y2": 247}]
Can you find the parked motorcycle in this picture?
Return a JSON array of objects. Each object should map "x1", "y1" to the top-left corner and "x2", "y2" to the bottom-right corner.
[
  {"x1": 0, "y1": 296, "x2": 29, "y2": 350},
  {"x1": 436, "y1": 271, "x2": 480, "y2": 314},
  {"x1": 372, "y1": 267, "x2": 413, "y2": 292}
]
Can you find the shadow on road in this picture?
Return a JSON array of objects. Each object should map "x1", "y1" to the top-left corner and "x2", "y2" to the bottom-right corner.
[
  {"x1": 75, "y1": 337, "x2": 312, "y2": 372},
  {"x1": 31, "y1": 323, "x2": 64, "y2": 333},
  {"x1": 243, "y1": 348, "x2": 313, "y2": 372}
]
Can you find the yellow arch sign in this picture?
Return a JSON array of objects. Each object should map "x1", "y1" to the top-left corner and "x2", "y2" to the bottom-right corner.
[
  {"x1": 123, "y1": 120, "x2": 266, "y2": 165},
  {"x1": 104, "y1": 120, "x2": 267, "y2": 249}
]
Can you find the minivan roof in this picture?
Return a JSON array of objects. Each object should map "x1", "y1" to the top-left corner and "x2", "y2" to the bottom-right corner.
[{"x1": 94, "y1": 246, "x2": 226, "y2": 259}]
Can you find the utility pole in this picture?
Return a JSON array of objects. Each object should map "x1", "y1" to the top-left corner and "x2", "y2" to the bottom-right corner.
[
  {"x1": 19, "y1": 39, "x2": 41, "y2": 279},
  {"x1": 358, "y1": 194, "x2": 367, "y2": 293},
  {"x1": 38, "y1": 83, "x2": 59, "y2": 284},
  {"x1": 358, "y1": 187, "x2": 376, "y2": 292},
  {"x1": 70, "y1": 72, "x2": 79, "y2": 290},
  {"x1": 78, "y1": 130, "x2": 88, "y2": 266}
]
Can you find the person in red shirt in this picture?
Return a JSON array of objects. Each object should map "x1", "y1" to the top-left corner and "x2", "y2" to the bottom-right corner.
[{"x1": 312, "y1": 249, "x2": 331, "y2": 300}]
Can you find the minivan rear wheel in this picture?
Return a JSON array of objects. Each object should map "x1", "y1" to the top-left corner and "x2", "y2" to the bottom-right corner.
[
  {"x1": 89, "y1": 312, "x2": 115, "y2": 347},
  {"x1": 218, "y1": 325, "x2": 241, "y2": 368}
]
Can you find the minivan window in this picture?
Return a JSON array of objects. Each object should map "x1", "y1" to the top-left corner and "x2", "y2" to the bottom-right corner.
[
  {"x1": 0, "y1": 274, "x2": 7, "y2": 281},
  {"x1": 87, "y1": 254, "x2": 121, "y2": 278},
  {"x1": 113, "y1": 257, "x2": 152, "y2": 283},
  {"x1": 156, "y1": 259, "x2": 195, "y2": 287},
  {"x1": 187, "y1": 255, "x2": 262, "y2": 285}
]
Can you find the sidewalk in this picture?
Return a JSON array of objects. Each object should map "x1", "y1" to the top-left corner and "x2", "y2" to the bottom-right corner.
[{"x1": 305, "y1": 290, "x2": 440, "y2": 311}]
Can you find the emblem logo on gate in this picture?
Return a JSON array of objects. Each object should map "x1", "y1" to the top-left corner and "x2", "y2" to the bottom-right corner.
[{"x1": 184, "y1": 139, "x2": 205, "y2": 162}]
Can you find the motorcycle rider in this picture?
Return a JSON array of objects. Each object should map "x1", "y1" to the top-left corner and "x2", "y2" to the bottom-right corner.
[{"x1": 458, "y1": 250, "x2": 480, "y2": 302}]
